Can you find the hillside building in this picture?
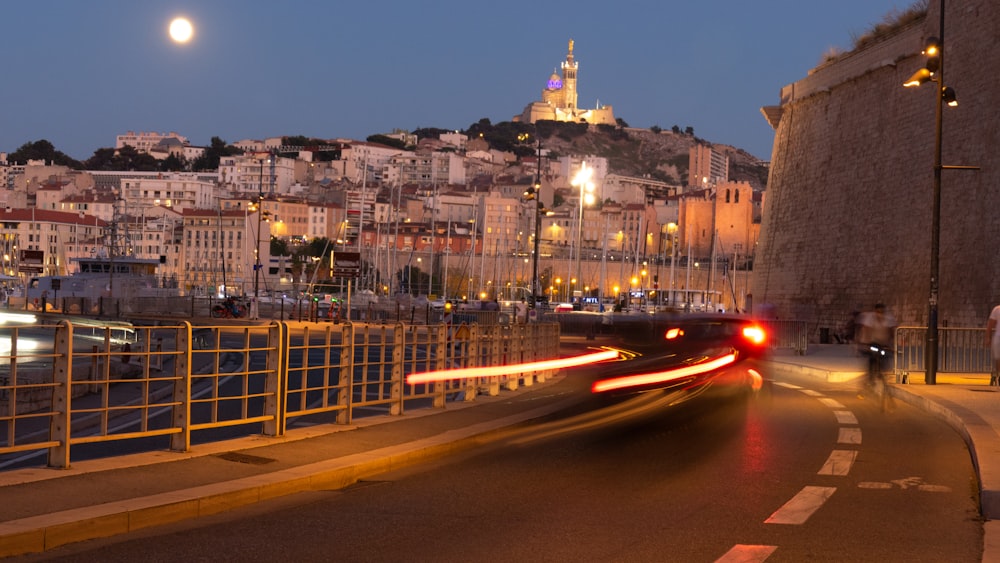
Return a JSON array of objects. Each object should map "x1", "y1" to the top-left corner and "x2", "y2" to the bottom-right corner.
[{"x1": 515, "y1": 40, "x2": 616, "y2": 126}]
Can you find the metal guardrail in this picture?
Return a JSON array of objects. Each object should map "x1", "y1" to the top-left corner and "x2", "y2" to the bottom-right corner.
[
  {"x1": 893, "y1": 326, "x2": 995, "y2": 383},
  {"x1": 758, "y1": 319, "x2": 809, "y2": 355},
  {"x1": 0, "y1": 319, "x2": 560, "y2": 469}
]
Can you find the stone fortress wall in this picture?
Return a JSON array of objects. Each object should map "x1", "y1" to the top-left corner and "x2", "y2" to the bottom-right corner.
[{"x1": 751, "y1": 1, "x2": 1000, "y2": 334}]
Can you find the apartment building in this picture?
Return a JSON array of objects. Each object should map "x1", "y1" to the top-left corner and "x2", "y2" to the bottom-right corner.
[{"x1": 115, "y1": 131, "x2": 189, "y2": 154}]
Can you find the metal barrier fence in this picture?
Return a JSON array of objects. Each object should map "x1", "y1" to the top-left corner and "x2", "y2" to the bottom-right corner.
[
  {"x1": 893, "y1": 326, "x2": 995, "y2": 382},
  {"x1": 0, "y1": 319, "x2": 560, "y2": 470},
  {"x1": 758, "y1": 319, "x2": 809, "y2": 354}
]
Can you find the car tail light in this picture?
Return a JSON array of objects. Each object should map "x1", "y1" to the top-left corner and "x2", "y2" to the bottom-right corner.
[{"x1": 742, "y1": 325, "x2": 766, "y2": 346}]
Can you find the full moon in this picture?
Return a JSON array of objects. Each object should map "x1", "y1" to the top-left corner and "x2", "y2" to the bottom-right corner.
[{"x1": 168, "y1": 17, "x2": 193, "y2": 43}]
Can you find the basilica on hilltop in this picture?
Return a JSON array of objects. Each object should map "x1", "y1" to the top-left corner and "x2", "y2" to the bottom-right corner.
[{"x1": 515, "y1": 39, "x2": 616, "y2": 126}]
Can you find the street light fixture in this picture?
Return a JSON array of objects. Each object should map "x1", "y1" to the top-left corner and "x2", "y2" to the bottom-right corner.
[{"x1": 902, "y1": 0, "x2": 977, "y2": 385}]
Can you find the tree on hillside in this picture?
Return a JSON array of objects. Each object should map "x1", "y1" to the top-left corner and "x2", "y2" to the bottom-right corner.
[
  {"x1": 191, "y1": 136, "x2": 243, "y2": 171},
  {"x1": 84, "y1": 147, "x2": 117, "y2": 170},
  {"x1": 107, "y1": 145, "x2": 159, "y2": 171},
  {"x1": 160, "y1": 153, "x2": 187, "y2": 172},
  {"x1": 7, "y1": 140, "x2": 82, "y2": 168},
  {"x1": 366, "y1": 134, "x2": 408, "y2": 150},
  {"x1": 412, "y1": 127, "x2": 450, "y2": 140}
]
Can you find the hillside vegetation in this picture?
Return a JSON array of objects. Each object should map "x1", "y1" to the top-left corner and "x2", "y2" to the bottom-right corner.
[{"x1": 459, "y1": 119, "x2": 769, "y2": 192}]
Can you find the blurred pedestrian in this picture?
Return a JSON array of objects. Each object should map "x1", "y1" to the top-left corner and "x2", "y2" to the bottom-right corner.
[
  {"x1": 986, "y1": 303, "x2": 1000, "y2": 377},
  {"x1": 857, "y1": 303, "x2": 896, "y2": 390},
  {"x1": 515, "y1": 299, "x2": 527, "y2": 324}
]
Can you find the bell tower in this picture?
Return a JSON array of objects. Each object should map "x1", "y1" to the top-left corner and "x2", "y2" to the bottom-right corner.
[{"x1": 561, "y1": 39, "x2": 578, "y2": 111}]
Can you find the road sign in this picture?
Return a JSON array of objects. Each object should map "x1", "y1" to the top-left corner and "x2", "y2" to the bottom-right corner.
[{"x1": 332, "y1": 251, "x2": 361, "y2": 277}]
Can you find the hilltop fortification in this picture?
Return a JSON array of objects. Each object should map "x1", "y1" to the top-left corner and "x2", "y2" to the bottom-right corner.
[{"x1": 751, "y1": 1, "x2": 999, "y2": 331}]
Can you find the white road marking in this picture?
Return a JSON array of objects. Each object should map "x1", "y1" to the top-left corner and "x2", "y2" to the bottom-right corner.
[
  {"x1": 818, "y1": 449, "x2": 857, "y2": 476},
  {"x1": 833, "y1": 410, "x2": 858, "y2": 425},
  {"x1": 838, "y1": 427, "x2": 862, "y2": 444},
  {"x1": 765, "y1": 486, "x2": 837, "y2": 525},
  {"x1": 715, "y1": 544, "x2": 777, "y2": 562},
  {"x1": 775, "y1": 382, "x2": 802, "y2": 389},
  {"x1": 801, "y1": 389, "x2": 823, "y2": 397},
  {"x1": 918, "y1": 484, "x2": 952, "y2": 493},
  {"x1": 818, "y1": 397, "x2": 846, "y2": 409},
  {"x1": 859, "y1": 482, "x2": 894, "y2": 489},
  {"x1": 892, "y1": 476, "x2": 924, "y2": 489},
  {"x1": 859, "y1": 479, "x2": 951, "y2": 493}
]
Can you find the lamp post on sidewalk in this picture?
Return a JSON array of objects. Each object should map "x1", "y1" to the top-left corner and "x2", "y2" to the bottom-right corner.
[
  {"x1": 902, "y1": 0, "x2": 978, "y2": 384},
  {"x1": 571, "y1": 162, "x2": 596, "y2": 306},
  {"x1": 520, "y1": 132, "x2": 544, "y2": 310}
]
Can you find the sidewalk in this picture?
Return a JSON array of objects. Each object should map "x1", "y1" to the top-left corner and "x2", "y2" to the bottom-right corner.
[{"x1": 1, "y1": 341, "x2": 999, "y2": 559}]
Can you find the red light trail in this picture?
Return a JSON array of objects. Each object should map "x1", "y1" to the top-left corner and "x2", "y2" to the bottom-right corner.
[
  {"x1": 406, "y1": 349, "x2": 620, "y2": 385},
  {"x1": 591, "y1": 353, "x2": 737, "y2": 393}
]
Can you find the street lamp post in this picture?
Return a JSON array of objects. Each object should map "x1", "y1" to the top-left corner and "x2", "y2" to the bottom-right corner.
[
  {"x1": 571, "y1": 162, "x2": 596, "y2": 306},
  {"x1": 521, "y1": 132, "x2": 543, "y2": 309},
  {"x1": 667, "y1": 222, "x2": 678, "y2": 308},
  {"x1": 252, "y1": 158, "x2": 265, "y2": 299},
  {"x1": 902, "y1": 0, "x2": 977, "y2": 385}
]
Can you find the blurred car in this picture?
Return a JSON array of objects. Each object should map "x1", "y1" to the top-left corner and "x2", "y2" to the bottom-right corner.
[{"x1": 590, "y1": 313, "x2": 769, "y2": 397}]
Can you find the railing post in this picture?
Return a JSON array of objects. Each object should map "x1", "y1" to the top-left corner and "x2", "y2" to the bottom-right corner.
[
  {"x1": 433, "y1": 323, "x2": 448, "y2": 408},
  {"x1": 170, "y1": 322, "x2": 192, "y2": 452},
  {"x1": 48, "y1": 320, "x2": 73, "y2": 469},
  {"x1": 487, "y1": 325, "x2": 502, "y2": 396},
  {"x1": 340, "y1": 323, "x2": 355, "y2": 424},
  {"x1": 262, "y1": 321, "x2": 285, "y2": 437},
  {"x1": 391, "y1": 324, "x2": 404, "y2": 415},
  {"x1": 464, "y1": 324, "x2": 479, "y2": 400}
]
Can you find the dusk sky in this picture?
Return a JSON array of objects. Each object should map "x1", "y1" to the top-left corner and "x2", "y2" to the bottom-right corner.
[{"x1": 1, "y1": 0, "x2": 918, "y2": 162}]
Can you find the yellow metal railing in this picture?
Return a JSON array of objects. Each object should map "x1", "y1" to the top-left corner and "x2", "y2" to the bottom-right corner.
[{"x1": 0, "y1": 319, "x2": 560, "y2": 470}]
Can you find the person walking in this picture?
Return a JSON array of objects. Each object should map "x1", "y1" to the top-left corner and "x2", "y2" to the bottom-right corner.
[
  {"x1": 515, "y1": 299, "x2": 527, "y2": 324},
  {"x1": 986, "y1": 303, "x2": 1000, "y2": 382}
]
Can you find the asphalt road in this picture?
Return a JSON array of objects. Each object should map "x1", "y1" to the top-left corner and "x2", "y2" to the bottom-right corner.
[{"x1": 12, "y1": 365, "x2": 982, "y2": 562}]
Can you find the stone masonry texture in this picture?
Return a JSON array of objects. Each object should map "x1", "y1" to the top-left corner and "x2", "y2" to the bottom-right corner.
[{"x1": 751, "y1": 1, "x2": 1000, "y2": 335}]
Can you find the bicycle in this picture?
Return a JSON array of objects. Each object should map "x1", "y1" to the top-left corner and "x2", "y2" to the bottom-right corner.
[{"x1": 211, "y1": 303, "x2": 244, "y2": 318}]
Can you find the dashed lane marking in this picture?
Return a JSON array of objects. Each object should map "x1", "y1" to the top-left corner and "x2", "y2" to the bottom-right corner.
[
  {"x1": 833, "y1": 410, "x2": 858, "y2": 425},
  {"x1": 838, "y1": 427, "x2": 862, "y2": 445},
  {"x1": 765, "y1": 486, "x2": 837, "y2": 525},
  {"x1": 818, "y1": 397, "x2": 846, "y2": 409},
  {"x1": 818, "y1": 449, "x2": 858, "y2": 476},
  {"x1": 715, "y1": 544, "x2": 777, "y2": 562},
  {"x1": 801, "y1": 389, "x2": 824, "y2": 397},
  {"x1": 774, "y1": 382, "x2": 802, "y2": 389}
]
